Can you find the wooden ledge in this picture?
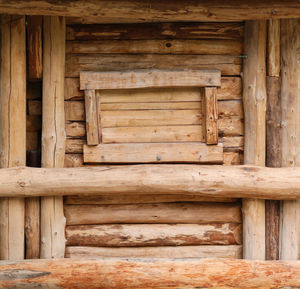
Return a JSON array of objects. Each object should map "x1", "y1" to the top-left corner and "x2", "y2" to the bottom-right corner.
[
  {"x1": 0, "y1": 258, "x2": 299, "y2": 288},
  {"x1": 1, "y1": 165, "x2": 300, "y2": 199}
]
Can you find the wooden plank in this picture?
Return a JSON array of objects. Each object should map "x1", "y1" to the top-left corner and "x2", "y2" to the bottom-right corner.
[
  {"x1": 83, "y1": 143, "x2": 223, "y2": 164},
  {"x1": 66, "y1": 245, "x2": 242, "y2": 259},
  {"x1": 65, "y1": 101, "x2": 84, "y2": 121},
  {"x1": 3, "y1": 165, "x2": 300, "y2": 199},
  {"x1": 66, "y1": 121, "x2": 86, "y2": 137},
  {"x1": 84, "y1": 90, "x2": 99, "y2": 145},
  {"x1": 66, "y1": 138, "x2": 86, "y2": 153},
  {"x1": 66, "y1": 223, "x2": 242, "y2": 247},
  {"x1": 27, "y1": 16, "x2": 43, "y2": 80},
  {"x1": 66, "y1": 22, "x2": 244, "y2": 41},
  {"x1": 0, "y1": 15, "x2": 26, "y2": 260},
  {"x1": 67, "y1": 39, "x2": 242, "y2": 55},
  {"x1": 80, "y1": 70, "x2": 221, "y2": 90},
  {"x1": 268, "y1": 20, "x2": 281, "y2": 77},
  {"x1": 66, "y1": 54, "x2": 242, "y2": 77},
  {"x1": 64, "y1": 154, "x2": 84, "y2": 167},
  {"x1": 41, "y1": 16, "x2": 66, "y2": 259},
  {"x1": 221, "y1": 136, "x2": 244, "y2": 151},
  {"x1": 64, "y1": 202, "x2": 241, "y2": 225},
  {"x1": 280, "y1": 19, "x2": 300, "y2": 260},
  {"x1": 223, "y1": 152, "x2": 242, "y2": 165},
  {"x1": 202, "y1": 87, "x2": 218, "y2": 144},
  {"x1": 242, "y1": 21, "x2": 267, "y2": 260}
]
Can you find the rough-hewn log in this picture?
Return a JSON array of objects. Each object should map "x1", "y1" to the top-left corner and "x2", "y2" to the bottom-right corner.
[
  {"x1": 280, "y1": 19, "x2": 300, "y2": 260},
  {"x1": 66, "y1": 245, "x2": 242, "y2": 259},
  {"x1": 0, "y1": 15, "x2": 26, "y2": 260},
  {"x1": 1, "y1": 1, "x2": 300, "y2": 22},
  {"x1": 242, "y1": 21, "x2": 267, "y2": 260},
  {"x1": 0, "y1": 258, "x2": 300, "y2": 288},
  {"x1": 41, "y1": 16, "x2": 66, "y2": 259},
  {"x1": 66, "y1": 224, "x2": 242, "y2": 247},
  {"x1": 1, "y1": 165, "x2": 300, "y2": 199},
  {"x1": 64, "y1": 202, "x2": 241, "y2": 225}
]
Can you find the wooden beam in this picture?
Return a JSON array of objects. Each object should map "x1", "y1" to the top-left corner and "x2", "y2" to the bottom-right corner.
[
  {"x1": 80, "y1": 70, "x2": 221, "y2": 90},
  {"x1": 0, "y1": 15, "x2": 26, "y2": 260},
  {"x1": 0, "y1": 258, "x2": 300, "y2": 288},
  {"x1": 280, "y1": 19, "x2": 300, "y2": 260},
  {"x1": 1, "y1": 1, "x2": 300, "y2": 22},
  {"x1": 242, "y1": 20, "x2": 267, "y2": 260},
  {"x1": 1, "y1": 165, "x2": 300, "y2": 199},
  {"x1": 41, "y1": 16, "x2": 66, "y2": 259}
]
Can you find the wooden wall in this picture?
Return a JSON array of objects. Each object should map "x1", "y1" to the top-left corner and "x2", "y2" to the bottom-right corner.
[{"x1": 62, "y1": 21, "x2": 245, "y2": 259}]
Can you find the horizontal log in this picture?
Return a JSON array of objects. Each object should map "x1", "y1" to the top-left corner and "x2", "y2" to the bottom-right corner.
[
  {"x1": 83, "y1": 143, "x2": 223, "y2": 164},
  {"x1": 65, "y1": 223, "x2": 242, "y2": 246},
  {"x1": 65, "y1": 245, "x2": 242, "y2": 259},
  {"x1": 64, "y1": 202, "x2": 241, "y2": 225},
  {"x1": 1, "y1": 258, "x2": 300, "y2": 288},
  {"x1": 3, "y1": 165, "x2": 300, "y2": 199},
  {"x1": 64, "y1": 195, "x2": 238, "y2": 204},
  {"x1": 2, "y1": 1, "x2": 300, "y2": 22},
  {"x1": 64, "y1": 77, "x2": 242, "y2": 101},
  {"x1": 66, "y1": 22, "x2": 244, "y2": 41},
  {"x1": 66, "y1": 54, "x2": 242, "y2": 77},
  {"x1": 67, "y1": 39, "x2": 242, "y2": 55},
  {"x1": 80, "y1": 70, "x2": 220, "y2": 90}
]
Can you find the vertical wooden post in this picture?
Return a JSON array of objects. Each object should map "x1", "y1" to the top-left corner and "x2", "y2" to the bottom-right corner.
[
  {"x1": 242, "y1": 20, "x2": 266, "y2": 260},
  {"x1": 266, "y1": 19, "x2": 281, "y2": 260},
  {"x1": 0, "y1": 15, "x2": 26, "y2": 260},
  {"x1": 280, "y1": 19, "x2": 300, "y2": 260},
  {"x1": 41, "y1": 16, "x2": 66, "y2": 258}
]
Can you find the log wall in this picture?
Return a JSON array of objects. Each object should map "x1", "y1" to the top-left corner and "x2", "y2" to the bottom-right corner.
[{"x1": 64, "y1": 21, "x2": 244, "y2": 259}]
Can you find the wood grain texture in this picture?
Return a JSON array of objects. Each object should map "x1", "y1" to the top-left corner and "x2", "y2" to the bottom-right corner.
[
  {"x1": 268, "y1": 20, "x2": 280, "y2": 77},
  {"x1": 0, "y1": 15, "x2": 26, "y2": 260},
  {"x1": 65, "y1": 223, "x2": 242, "y2": 246},
  {"x1": 84, "y1": 90, "x2": 99, "y2": 145},
  {"x1": 41, "y1": 16, "x2": 66, "y2": 259},
  {"x1": 64, "y1": 202, "x2": 241, "y2": 225}
]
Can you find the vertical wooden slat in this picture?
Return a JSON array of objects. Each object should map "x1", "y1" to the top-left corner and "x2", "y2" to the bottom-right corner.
[
  {"x1": 0, "y1": 15, "x2": 26, "y2": 260},
  {"x1": 27, "y1": 16, "x2": 43, "y2": 81},
  {"x1": 41, "y1": 16, "x2": 66, "y2": 259},
  {"x1": 96, "y1": 91, "x2": 102, "y2": 144},
  {"x1": 280, "y1": 19, "x2": 300, "y2": 260},
  {"x1": 202, "y1": 87, "x2": 218, "y2": 145},
  {"x1": 85, "y1": 89, "x2": 100, "y2": 145},
  {"x1": 268, "y1": 20, "x2": 281, "y2": 77},
  {"x1": 242, "y1": 20, "x2": 266, "y2": 260}
]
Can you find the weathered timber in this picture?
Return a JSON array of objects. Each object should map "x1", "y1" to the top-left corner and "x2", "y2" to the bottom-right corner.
[
  {"x1": 66, "y1": 54, "x2": 241, "y2": 77},
  {"x1": 1, "y1": 165, "x2": 300, "y2": 199},
  {"x1": 66, "y1": 223, "x2": 242, "y2": 247},
  {"x1": 0, "y1": 15, "x2": 26, "y2": 260},
  {"x1": 242, "y1": 21, "x2": 267, "y2": 260},
  {"x1": 66, "y1": 245, "x2": 242, "y2": 259},
  {"x1": 66, "y1": 22, "x2": 244, "y2": 40},
  {"x1": 64, "y1": 154, "x2": 84, "y2": 167},
  {"x1": 280, "y1": 19, "x2": 300, "y2": 260},
  {"x1": 223, "y1": 152, "x2": 242, "y2": 165},
  {"x1": 27, "y1": 16, "x2": 43, "y2": 80},
  {"x1": 2, "y1": 1, "x2": 300, "y2": 22},
  {"x1": 41, "y1": 16, "x2": 66, "y2": 259},
  {"x1": 80, "y1": 70, "x2": 221, "y2": 90},
  {"x1": 84, "y1": 90, "x2": 99, "y2": 145},
  {"x1": 0, "y1": 258, "x2": 300, "y2": 288},
  {"x1": 268, "y1": 20, "x2": 280, "y2": 77},
  {"x1": 64, "y1": 202, "x2": 241, "y2": 225}
]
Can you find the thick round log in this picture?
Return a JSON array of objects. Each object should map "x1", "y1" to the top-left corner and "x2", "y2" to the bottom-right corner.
[
  {"x1": 64, "y1": 202, "x2": 241, "y2": 225},
  {"x1": 0, "y1": 258, "x2": 300, "y2": 288},
  {"x1": 65, "y1": 224, "x2": 242, "y2": 247},
  {"x1": 65, "y1": 245, "x2": 242, "y2": 259}
]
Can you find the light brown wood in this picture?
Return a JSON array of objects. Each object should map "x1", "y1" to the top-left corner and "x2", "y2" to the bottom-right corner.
[
  {"x1": 2, "y1": 1, "x2": 300, "y2": 22},
  {"x1": 27, "y1": 16, "x2": 43, "y2": 80},
  {"x1": 66, "y1": 223, "x2": 242, "y2": 247},
  {"x1": 221, "y1": 136, "x2": 244, "y2": 151},
  {"x1": 67, "y1": 39, "x2": 242, "y2": 55},
  {"x1": 242, "y1": 21, "x2": 267, "y2": 260},
  {"x1": 268, "y1": 20, "x2": 281, "y2": 77},
  {"x1": 202, "y1": 87, "x2": 218, "y2": 144},
  {"x1": 0, "y1": 15, "x2": 26, "y2": 260},
  {"x1": 2, "y1": 165, "x2": 300, "y2": 199},
  {"x1": 80, "y1": 70, "x2": 221, "y2": 90},
  {"x1": 1, "y1": 257, "x2": 300, "y2": 288},
  {"x1": 223, "y1": 152, "x2": 242, "y2": 165},
  {"x1": 65, "y1": 101, "x2": 84, "y2": 121},
  {"x1": 41, "y1": 16, "x2": 66, "y2": 259},
  {"x1": 84, "y1": 90, "x2": 99, "y2": 145},
  {"x1": 64, "y1": 202, "x2": 241, "y2": 225},
  {"x1": 66, "y1": 245, "x2": 242, "y2": 259},
  {"x1": 66, "y1": 54, "x2": 241, "y2": 77},
  {"x1": 280, "y1": 19, "x2": 300, "y2": 260},
  {"x1": 66, "y1": 121, "x2": 86, "y2": 138},
  {"x1": 64, "y1": 154, "x2": 84, "y2": 167},
  {"x1": 66, "y1": 138, "x2": 86, "y2": 154}
]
